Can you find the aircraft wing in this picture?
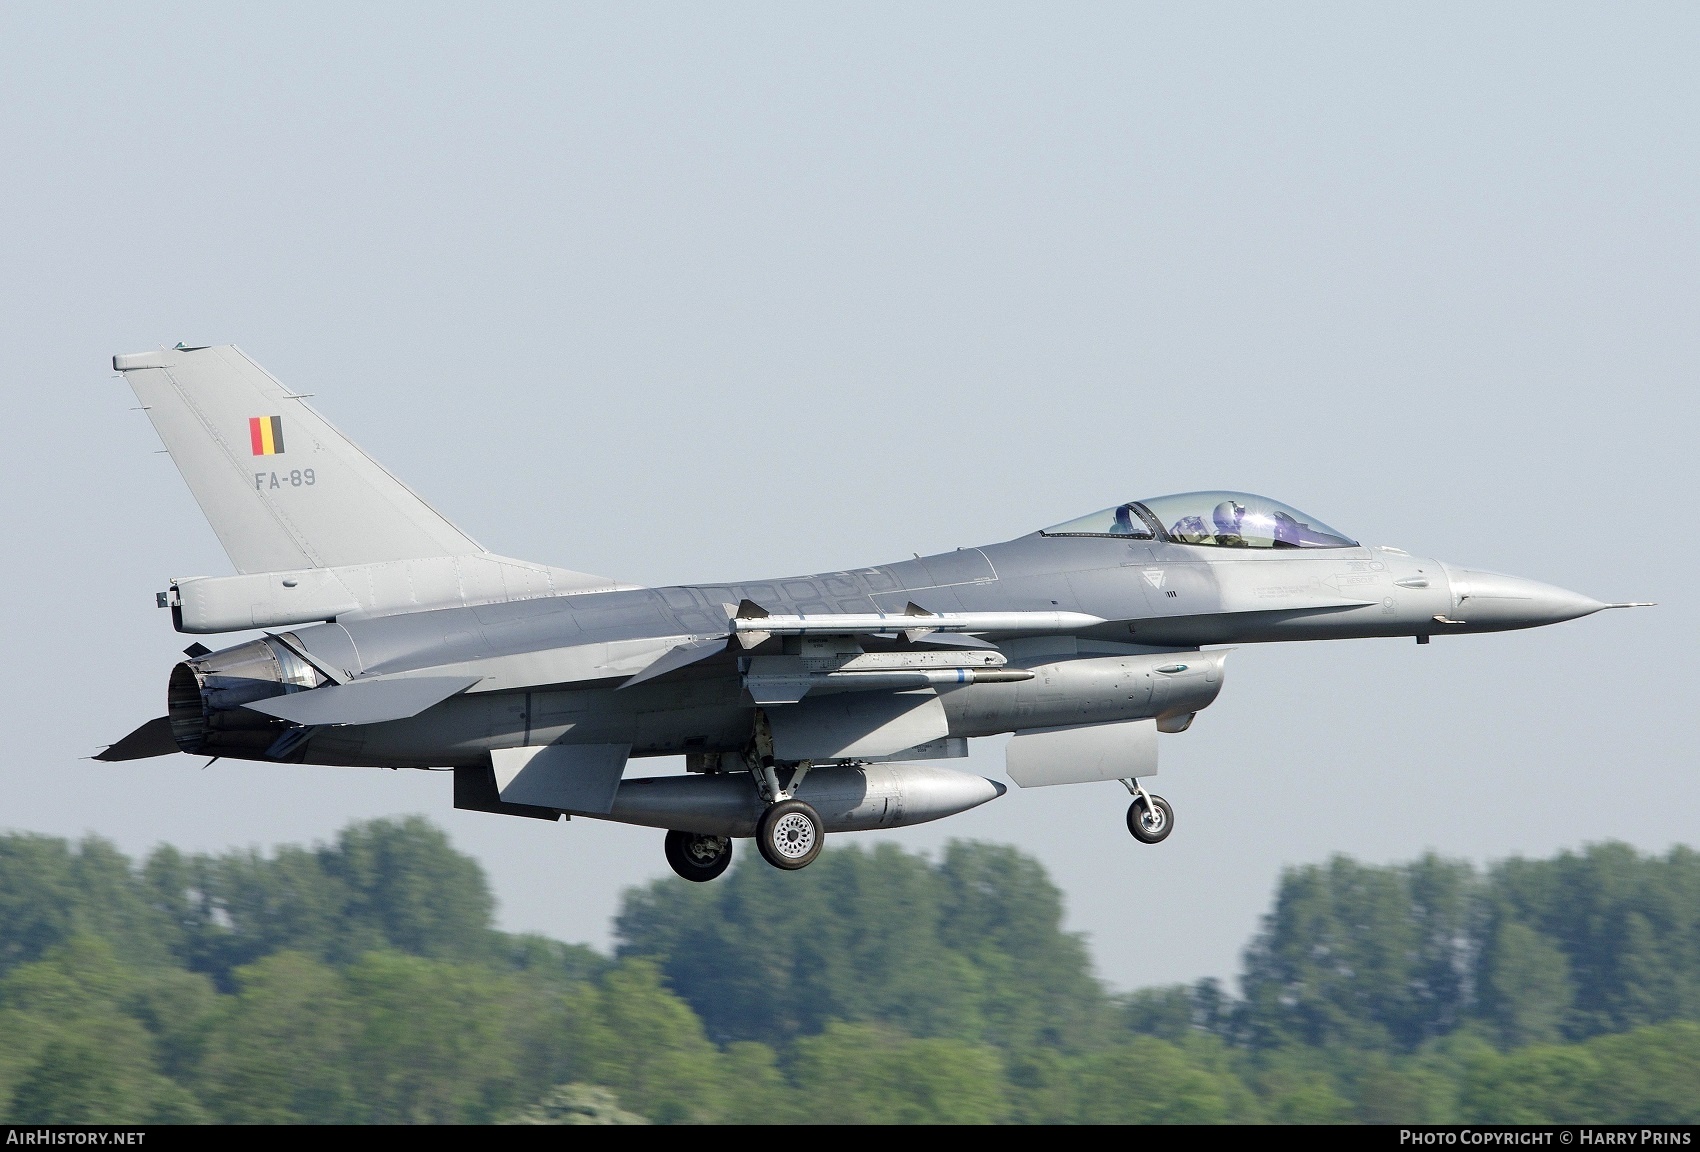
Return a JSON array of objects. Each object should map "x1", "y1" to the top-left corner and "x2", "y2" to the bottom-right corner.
[{"x1": 353, "y1": 608, "x2": 1089, "y2": 701}]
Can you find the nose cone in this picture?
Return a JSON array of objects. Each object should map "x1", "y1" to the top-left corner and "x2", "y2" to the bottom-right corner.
[{"x1": 1440, "y1": 564, "x2": 1608, "y2": 631}]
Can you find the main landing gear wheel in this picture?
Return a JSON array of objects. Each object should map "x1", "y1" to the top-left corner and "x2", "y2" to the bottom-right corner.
[
  {"x1": 1127, "y1": 794, "x2": 1175, "y2": 844},
  {"x1": 664, "y1": 830, "x2": 733, "y2": 882},
  {"x1": 756, "y1": 799, "x2": 823, "y2": 870}
]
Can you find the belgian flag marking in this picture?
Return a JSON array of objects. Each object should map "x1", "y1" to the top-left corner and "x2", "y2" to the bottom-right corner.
[{"x1": 249, "y1": 416, "x2": 285, "y2": 456}]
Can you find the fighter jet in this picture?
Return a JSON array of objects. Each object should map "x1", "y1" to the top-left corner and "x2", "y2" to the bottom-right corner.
[{"x1": 99, "y1": 345, "x2": 1649, "y2": 880}]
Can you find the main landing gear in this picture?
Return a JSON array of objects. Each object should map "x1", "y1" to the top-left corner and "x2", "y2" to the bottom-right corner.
[
  {"x1": 747, "y1": 709, "x2": 824, "y2": 871},
  {"x1": 756, "y1": 798, "x2": 823, "y2": 870},
  {"x1": 1122, "y1": 777, "x2": 1174, "y2": 844},
  {"x1": 664, "y1": 831, "x2": 733, "y2": 882},
  {"x1": 662, "y1": 712, "x2": 827, "y2": 882}
]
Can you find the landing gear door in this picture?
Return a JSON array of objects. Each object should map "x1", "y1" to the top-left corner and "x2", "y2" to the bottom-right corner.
[{"x1": 1005, "y1": 717, "x2": 1158, "y2": 788}]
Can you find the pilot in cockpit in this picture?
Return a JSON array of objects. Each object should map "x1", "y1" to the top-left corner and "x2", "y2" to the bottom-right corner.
[
  {"x1": 1211, "y1": 499, "x2": 1247, "y2": 547},
  {"x1": 1044, "y1": 491, "x2": 1358, "y2": 550}
]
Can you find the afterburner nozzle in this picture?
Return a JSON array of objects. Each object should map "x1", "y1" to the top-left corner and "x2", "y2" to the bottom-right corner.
[{"x1": 167, "y1": 635, "x2": 325, "y2": 756}]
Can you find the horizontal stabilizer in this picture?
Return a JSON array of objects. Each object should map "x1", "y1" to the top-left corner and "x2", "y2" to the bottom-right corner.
[
  {"x1": 243, "y1": 675, "x2": 480, "y2": 726},
  {"x1": 96, "y1": 716, "x2": 180, "y2": 761}
]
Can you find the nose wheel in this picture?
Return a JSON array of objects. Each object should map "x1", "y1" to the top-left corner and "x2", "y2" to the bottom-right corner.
[
  {"x1": 756, "y1": 799, "x2": 824, "y2": 870},
  {"x1": 1122, "y1": 778, "x2": 1174, "y2": 844},
  {"x1": 664, "y1": 830, "x2": 733, "y2": 882}
]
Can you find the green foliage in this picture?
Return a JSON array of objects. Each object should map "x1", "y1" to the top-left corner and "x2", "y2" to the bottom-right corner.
[
  {"x1": 0, "y1": 835, "x2": 174, "y2": 978},
  {"x1": 1486, "y1": 844, "x2": 1700, "y2": 1038},
  {"x1": 503, "y1": 1083, "x2": 649, "y2": 1124},
  {"x1": 788, "y1": 1022, "x2": 1009, "y2": 1124},
  {"x1": 326, "y1": 819, "x2": 497, "y2": 964},
  {"x1": 616, "y1": 839, "x2": 1105, "y2": 1052},
  {"x1": 196, "y1": 952, "x2": 359, "y2": 1123},
  {"x1": 1232, "y1": 843, "x2": 1700, "y2": 1056},
  {"x1": 1069, "y1": 1037, "x2": 1237, "y2": 1124},
  {"x1": 1123, "y1": 977, "x2": 1234, "y2": 1042},
  {"x1": 148, "y1": 816, "x2": 502, "y2": 986},
  {"x1": 1238, "y1": 1046, "x2": 1355, "y2": 1123},
  {"x1": 345, "y1": 951, "x2": 518, "y2": 1122},
  {"x1": 1481, "y1": 920, "x2": 1576, "y2": 1047},
  {"x1": 0, "y1": 938, "x2": 206, "y2": 1123},
  {"x1": 554, "y1": 959, "x2": 730, "y2": 1123},
  {"x1": 1457, "y1": 1022, "x2": 1700, "y2": 1124},
  {"x1": 1239, "y1": 853, "x2": 1478, "y2": 1050},
  {"x1": 1343, "y1": 1049, "x2": 1458, "y2": 1124},
  {"x1": 4, "y1": 819, "x2": 1700, "y2": 1124}
]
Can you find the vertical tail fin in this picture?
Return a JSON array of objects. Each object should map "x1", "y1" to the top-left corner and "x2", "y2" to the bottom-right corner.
[{"x1": 115, "y1": 345, "x2": 483, "y2": 574}]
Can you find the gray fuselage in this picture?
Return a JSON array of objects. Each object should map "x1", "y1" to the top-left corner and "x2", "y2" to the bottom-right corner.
[{"x1": 171, "y1": 529, "x2": 1596, "y2": 771}]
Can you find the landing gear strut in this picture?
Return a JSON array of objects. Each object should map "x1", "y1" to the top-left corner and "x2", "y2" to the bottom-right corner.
[
  {"x1": 1122, "y1": 777, "x2": 1174, "y2": 844},
  {"x1": 664, "y1": 830, "x2": 733, "y2": 882},
  {"x1": 746, "y1": 708, "x2": 825, "y2": 870}
]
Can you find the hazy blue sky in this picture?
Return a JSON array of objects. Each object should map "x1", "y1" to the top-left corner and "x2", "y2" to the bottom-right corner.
[{"x1": 2, "y1": 3, "x2": 1694, "y2": 989}]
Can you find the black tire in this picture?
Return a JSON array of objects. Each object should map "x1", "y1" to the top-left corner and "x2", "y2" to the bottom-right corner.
[
  {"x1": 664, "y1": 830, "x2": 733, "y2": 882},
  {"x1": 1127, "y1": 794, "x2": 1175, "y2": 844},
  {"x1": 755, "y1": 799, "x2": 824, "y2": 870}
]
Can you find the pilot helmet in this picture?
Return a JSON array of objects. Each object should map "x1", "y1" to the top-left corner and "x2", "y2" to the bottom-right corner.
[{"x1": 1212, "y1": 500, "x2": 1246, "y2": 536}]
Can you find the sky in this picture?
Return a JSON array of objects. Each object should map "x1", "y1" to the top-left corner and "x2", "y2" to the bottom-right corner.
[{"x1": 1, "y1": 3, "x2": 1694, "y2": 990}]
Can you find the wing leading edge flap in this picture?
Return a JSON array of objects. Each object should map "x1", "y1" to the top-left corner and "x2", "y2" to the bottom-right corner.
[{"x1": 243, "y1": 675, "x2": 481, "y2": 726}]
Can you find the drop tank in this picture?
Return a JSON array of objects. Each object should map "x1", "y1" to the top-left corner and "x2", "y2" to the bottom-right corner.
[{"x1": 578, "y1": 763, "x2": 1006, "y2": 838}]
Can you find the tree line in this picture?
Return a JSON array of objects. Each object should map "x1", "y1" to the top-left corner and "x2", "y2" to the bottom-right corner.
[{"x1": 1, "y1": 817, "x2": 1697, "y2": 1123}]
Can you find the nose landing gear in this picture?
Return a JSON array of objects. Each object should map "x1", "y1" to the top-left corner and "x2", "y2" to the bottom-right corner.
[
  {"x1": 1122, "y1": 777, "x2": 1174, "y2": 844},
  {"x1": 664, "y1": 830, "x2": 733, "y2": 882}
]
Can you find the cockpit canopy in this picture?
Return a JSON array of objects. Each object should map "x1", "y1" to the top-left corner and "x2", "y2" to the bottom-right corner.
[{"x1": 1043, "y1": 491, "x2": 1357, "y2": 550}]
